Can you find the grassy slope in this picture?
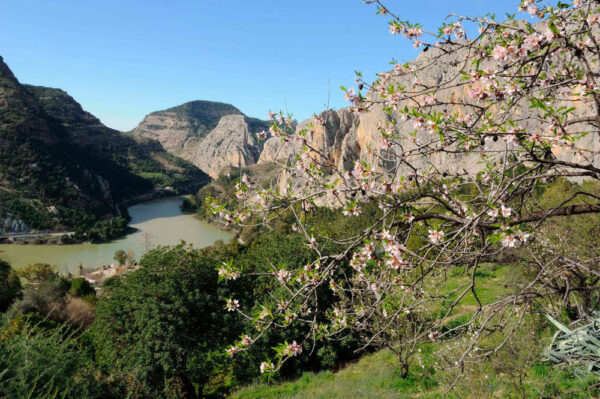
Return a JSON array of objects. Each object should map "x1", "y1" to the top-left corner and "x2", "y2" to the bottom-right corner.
[{"x1": 233, "y1": 263, "x2": 599, "y2": 399}]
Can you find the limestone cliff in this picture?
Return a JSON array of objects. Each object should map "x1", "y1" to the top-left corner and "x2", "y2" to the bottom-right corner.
[
  {"x1": 258, "y1": 37, "x2": 599, "y2": 201},
  {"x1": 131, "y1": 101, "x2": 270, "y2": 178}
]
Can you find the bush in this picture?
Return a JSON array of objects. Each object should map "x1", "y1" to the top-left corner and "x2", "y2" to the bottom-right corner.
[
  {"x1": 0, "y1": 315, "x2": 104, "y2": 398},
  {"x1": 69, "y1": 277, "x2": 96, "y2": 298},
  {"x1": 13, "y1": 278, "x2": 68, "y2": 321},
  {"x1": 0, "y1": 260, "x2": 21, "y2": 313}
]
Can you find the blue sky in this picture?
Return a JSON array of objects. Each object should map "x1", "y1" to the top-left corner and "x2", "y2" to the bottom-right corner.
[{"x1": 2, "y1": 0, "x2": 519, "y2": 131}]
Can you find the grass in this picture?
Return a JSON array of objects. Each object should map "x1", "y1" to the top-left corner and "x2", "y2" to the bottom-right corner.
[
  {"x1": 232, "y1": 262, "x2": 600, "y2": 398},
  {"x1": 232, "y1": 346, "x2": 598, "y2": 399}
]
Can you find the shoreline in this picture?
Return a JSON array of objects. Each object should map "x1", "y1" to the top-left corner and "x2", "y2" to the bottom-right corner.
[{"x1": 0, "y1": 188, "x2": 198, "y2": 246}]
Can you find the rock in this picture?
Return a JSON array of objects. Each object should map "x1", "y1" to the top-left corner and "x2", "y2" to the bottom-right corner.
[
  {"x1": 131, "y1": 100, "x2": 271, "y2": 178},
  {"x1": 189, "y1": 114, "x2": 263, "y2": 178}
]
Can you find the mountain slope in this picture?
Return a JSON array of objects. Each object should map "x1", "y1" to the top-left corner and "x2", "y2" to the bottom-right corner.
[{"x1": 0, "y1": 56, "x2": 208, "y2": 234}]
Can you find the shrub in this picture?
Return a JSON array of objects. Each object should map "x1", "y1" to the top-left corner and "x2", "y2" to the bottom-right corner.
[{"x1": 0, "y1": 260, "x2": 21, "y2": 313}]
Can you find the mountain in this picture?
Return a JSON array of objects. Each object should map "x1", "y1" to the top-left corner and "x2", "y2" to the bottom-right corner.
[
  {"x1": 256, "y1": 40, "x2": 600, "y2": 204},
  {"x1": 0, "y1": 56, "x2": 209, "y2": 234},
  {"x1": 130, "y1": 100, "x2": 271, "y2": 178}
]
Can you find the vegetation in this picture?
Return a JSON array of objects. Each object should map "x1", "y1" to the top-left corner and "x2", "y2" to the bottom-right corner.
[
  {"x1": 1, "y1": 175, "x2": 600, "y2": 397},
  {"x1": 0, "y1": 74, "x2": 209, "y2": 237},
  {"x1": 2, "y1": 0, "x2": 600, "y2": 398},
  {"x1": 0, "y1": 260, "x2": 21, "y2": 313}
]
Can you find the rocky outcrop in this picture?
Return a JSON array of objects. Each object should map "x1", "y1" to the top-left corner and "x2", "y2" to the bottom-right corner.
[
  {"x1": 259, "y1": 39, "x2": 599, "y2": 196},
  {"x1": 0, "y1": 214, "x2": 30, "y2": 235},
  {"x1": 130, "y1": 101, "x2": 243, "y2": 155},
  {"x1": 131, "y1": 101, "x2": 270, "y2": 178},
  {"x1": 258, "y1": 109, "x2": 358, "y2": 168},
  {"x1": 190, "y1": 114, "x2": 263, "y2": 178}
]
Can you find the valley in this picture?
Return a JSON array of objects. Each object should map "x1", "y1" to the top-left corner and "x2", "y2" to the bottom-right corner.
[{"x1": 0, "y1": 196, "x2": 232, "y2": 273}]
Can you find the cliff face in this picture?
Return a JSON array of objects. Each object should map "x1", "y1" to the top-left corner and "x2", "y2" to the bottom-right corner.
[
  {"x1": 134, "y1": 24, "x2": 599, "y2": 193},
  {"x1": 257, "y1": 40, "x2": 599, "y2": 201},
  {"x1": 131, "y1": 101, "x2": 270, "y2": 178}
]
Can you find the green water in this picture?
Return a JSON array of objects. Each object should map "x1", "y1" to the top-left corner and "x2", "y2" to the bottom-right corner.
[{"x1": 0, "y1": 197, "x2": 232, "y2": 274}]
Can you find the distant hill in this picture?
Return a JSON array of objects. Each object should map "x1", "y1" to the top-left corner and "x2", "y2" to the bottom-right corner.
[
  {"x1": 130, "y1": 100, "x2": 271, "y2": 178},
  {"x1": 0, "y1": 56, "x2": 209, "y2": 233}
]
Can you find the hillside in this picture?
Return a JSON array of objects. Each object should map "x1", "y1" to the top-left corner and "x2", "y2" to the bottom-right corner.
[
  {"x1": 0, "y1": 56, "x2": 209, "y2": 235},
  {"x1": 130, "y1": 100, "x2": 271, "y2": 178}
]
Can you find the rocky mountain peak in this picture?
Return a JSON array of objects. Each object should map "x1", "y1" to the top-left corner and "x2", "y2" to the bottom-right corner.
[{"x1": 130, "y1": 100, "x2": 270, "y2": 178}]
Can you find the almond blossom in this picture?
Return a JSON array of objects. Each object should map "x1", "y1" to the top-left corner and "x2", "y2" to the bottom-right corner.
[
  {"x1": 225, "y1": 298, "x2": 240, "y2": 312},
  {"x1": 428, "y1": 229, "x2": 445, "y2": 245}
]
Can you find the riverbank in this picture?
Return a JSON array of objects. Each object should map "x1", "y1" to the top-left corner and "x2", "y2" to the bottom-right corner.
[
  {"x1": 0, "y1": 187, "x2": 185, "y2": 246},
  {"x1": 0, "y1": 196, "x2": 233, "y2": 273}
]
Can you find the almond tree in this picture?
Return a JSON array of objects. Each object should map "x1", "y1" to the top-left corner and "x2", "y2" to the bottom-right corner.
[{"x1": 214, "y1": 0, "x2": 600, "y2": 381}]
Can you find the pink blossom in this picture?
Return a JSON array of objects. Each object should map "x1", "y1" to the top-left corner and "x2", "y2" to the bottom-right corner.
[
  {"x1": 500, "y1": 205, "x2": 512, "y2": 218},
  {"x1": 501, "y1": 234, "x2": 517, "y2": 247},
  {"x1": 287, "y1": 341, "x2": 303, "y2": 356},
  {"x1": 276, "y1": 269, "x2": 291, "y2": 283},
  {"x1": 227, "y1": 346, "x2": 240, "y2": 357},
  {"x1": 522, "y1": 34, "x2": 541, "y2": 51},
  {"x1": 241, "y1": 335, "x2": 252, "y2": 346},
  {"x1": 428, "y1": 229, "x2": 445, "y2": 245},
  {"x1": 260, "y1": 362, "x2": 274, "y2": 373},
  {"x1": 544, "y1": 28, "x2": 557, "y2": 42}
]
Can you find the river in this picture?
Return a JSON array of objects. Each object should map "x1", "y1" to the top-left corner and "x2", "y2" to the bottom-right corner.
[{"x1": 0, "y1": 197, "x2": 232, "y2": 274}]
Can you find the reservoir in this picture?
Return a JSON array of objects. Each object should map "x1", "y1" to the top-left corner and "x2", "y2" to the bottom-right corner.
[{"x1": 0, "y1": 197, "x2": 232, "y2": 274}]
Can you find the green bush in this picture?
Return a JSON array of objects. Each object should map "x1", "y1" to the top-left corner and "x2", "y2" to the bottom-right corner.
[
  {"x1": 0, "y1": 260, "x2": 21, "y2": 313},
  {"x1": 69, "y1": 278, "x2": 96, "y2": 298}
]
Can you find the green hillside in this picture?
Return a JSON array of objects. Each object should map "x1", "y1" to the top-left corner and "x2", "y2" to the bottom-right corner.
[{"x1": 0, "y1": 56, "x2": 209, "y2": 235}]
